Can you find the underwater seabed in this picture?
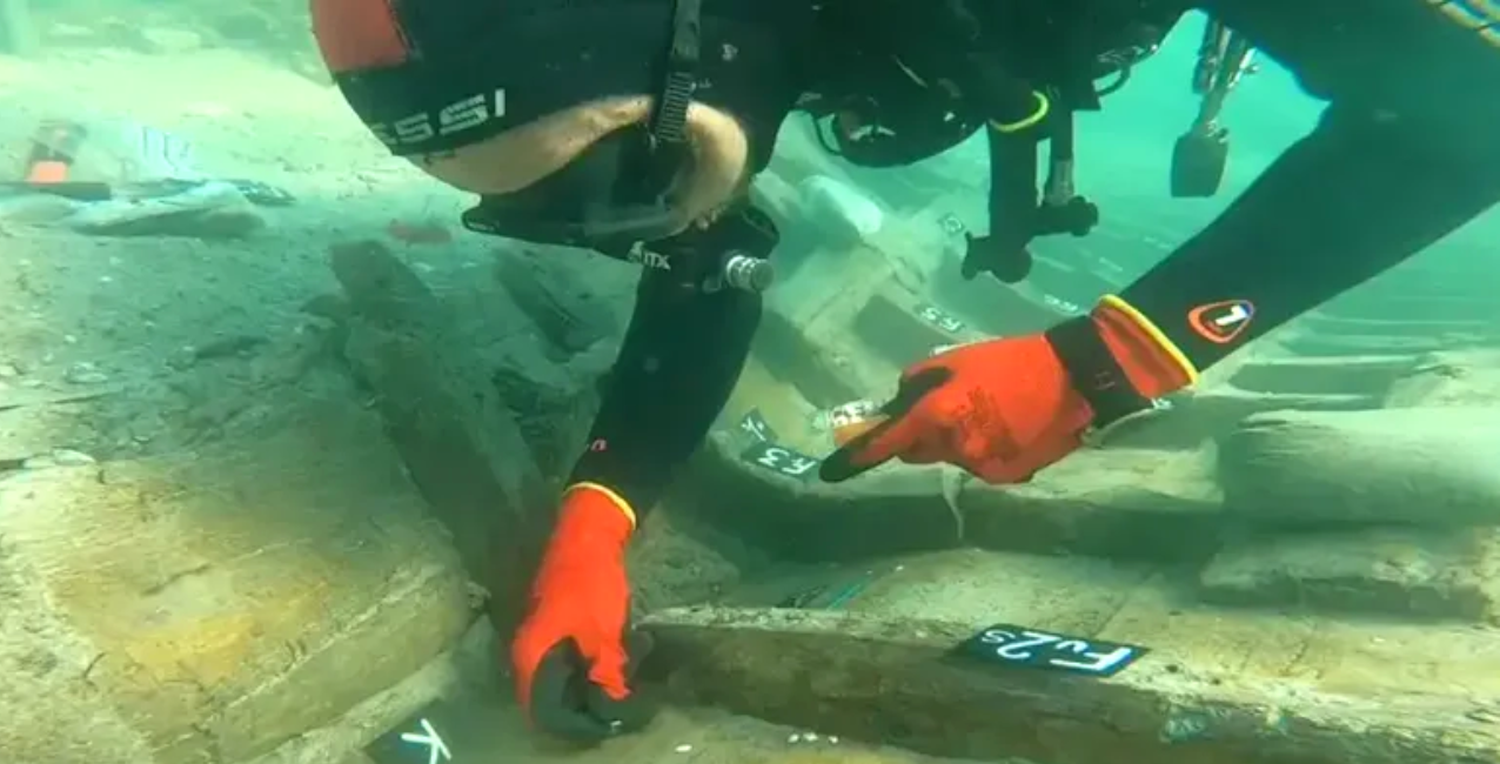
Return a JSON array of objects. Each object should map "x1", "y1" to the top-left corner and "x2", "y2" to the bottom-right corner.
[
  {"x1": 652, "y1": 161, "x2": 1500, "y2": 763},
  {"x1": 321, "y1": 247, "x2": 1500, "y2": 760},
  {"x1": 245, "y1": 619, "x2": 1026, "y2": 764},
  {"x1": 643, "y1": 250, "x2": 1500, "y2": 763},
  {"x1": 4, "y1": 22, "x2": 1500, "y2": 764},
  {"x1": 640, "y1": 555, "x2": 1500, "y2": 764}
]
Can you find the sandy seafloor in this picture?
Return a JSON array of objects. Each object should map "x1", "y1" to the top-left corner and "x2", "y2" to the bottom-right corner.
[{"x1": 0, "y1": 42, "x2": 1045, "y2": 764}]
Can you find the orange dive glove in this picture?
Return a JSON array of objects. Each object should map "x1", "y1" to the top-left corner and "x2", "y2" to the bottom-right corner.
[
  {"x1": 510, "y1": 483, "x2": 654, "y2": 742},
  {"x1": 820, "y1": 295, "x2": 1198, "y2": 484}
]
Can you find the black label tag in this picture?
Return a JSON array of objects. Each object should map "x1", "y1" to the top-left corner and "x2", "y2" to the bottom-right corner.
[
  {"x1": 738, "y1": 408, "x2": 778, "y2": 443},
  {"x1": 739, "y1": 441, "x2": 820, "y2": 480},
  {"x1": 917, "y1": 304, "x2": 966, "y2": 334},
  {"x1": 953, "y1": 624, "x2": 1147, "y2": 678},
  {"x1": 228, "y1": 179, "x2": 297, "y2": 207},
  {"x1": 365, "y1": 701, "x2": 458, "y2": 764}
]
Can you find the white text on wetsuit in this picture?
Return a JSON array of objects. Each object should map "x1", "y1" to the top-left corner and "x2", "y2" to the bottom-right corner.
[{"x1": 371, "y1": 89, "x2": 508, "y2": 149}]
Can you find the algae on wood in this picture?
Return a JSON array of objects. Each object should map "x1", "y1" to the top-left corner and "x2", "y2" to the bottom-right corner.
[{"x1": 640, "y1": 550, "x2": 1500, "y2": 764}]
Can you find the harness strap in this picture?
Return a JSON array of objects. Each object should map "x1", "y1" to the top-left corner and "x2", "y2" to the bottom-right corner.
[
  {"x1": 616, "y1": 0, "x2": 702, "y2": 207},
  {"x1": 649, "y1": 0, "x2": 702, "y2": 144},
  {"x1": 1044, "y1": 315, "x2": 1152, "y2": 430}
]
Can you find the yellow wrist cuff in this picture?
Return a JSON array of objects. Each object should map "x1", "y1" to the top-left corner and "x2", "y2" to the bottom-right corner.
[
  {"x1": 565, "y1": 482, "x2": 638, "y2": 531},
  {"x1": 1097, "y1": 294, "x2": 1201, "y2": 387}
]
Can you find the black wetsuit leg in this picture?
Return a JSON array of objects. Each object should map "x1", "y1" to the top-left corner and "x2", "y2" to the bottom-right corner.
[
  {"x1": 1119, "y1": 0, "x2": 1500, "y2": 371},
  {"x1": 568, "y1": 270, "x2": 761, "y2": 518}
]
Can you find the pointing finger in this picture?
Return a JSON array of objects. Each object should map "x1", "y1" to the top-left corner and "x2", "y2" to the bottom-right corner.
[{"x1": 819, "y1": 368, "x2": 950, "y2": 483}]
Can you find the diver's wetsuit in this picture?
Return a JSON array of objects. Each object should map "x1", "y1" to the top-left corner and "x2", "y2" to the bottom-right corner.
[
  {"x1": 860, "y1": 0, "x2": 1500, "y2": 374},
  {"x1": 315, "y1": 0, "x2": 1500, "y2": 519},
  {"x1": 312, "y1": 0, "x2": 817, "y2": 517},
  {"x1": 1118, "y1": 0, "x2": 1500, "y2": 371}
]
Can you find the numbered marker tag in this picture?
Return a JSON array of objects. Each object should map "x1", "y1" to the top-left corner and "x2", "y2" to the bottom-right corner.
[
  {"x1": 740, "y1": 441, "x2": 820, "y2": 481},
  {"x1": 938, "y1": 213, "x2": 967, "y2": 236},
  {"x1": 822, "y1": 399, "x2": 886, "y2": 447},
  {"x1": 1042, "y1": 294, "x2": 1083, "y2": 315},
  {"x1": 917, "y1": 304, "x2": 966, "y2": 334},
  {"x1": 738, "y1": 408, "x2": 778, "y2": 443},
  {"x1": 826, "y1": 400, "x2": 879, "y2": 430},
  {"x1": 228, "y1": 179, "x2": 296, "y2": 207},
  {"x1": 366, "y1": 701, "x2": 458, "y2": 764},
  {"x1": 952, "y1": 623, "x2": 1148, "y2": 678}
]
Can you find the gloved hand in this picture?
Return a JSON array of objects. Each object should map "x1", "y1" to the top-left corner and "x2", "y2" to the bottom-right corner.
[
  {"x1": 819, "y1": 296, "x2": 1198, "y2": 484},
  {"x1": 511, "y1": 483, "x2": 655, "y2": 743}
]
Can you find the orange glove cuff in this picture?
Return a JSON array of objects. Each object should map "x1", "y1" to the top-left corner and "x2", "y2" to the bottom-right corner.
[
  {"x1": 1092, "y1": 295, "x2": 1199, "y2": 399},
  {"x1": 556, "y1": 482, "x2": 637, "y2": 545}
]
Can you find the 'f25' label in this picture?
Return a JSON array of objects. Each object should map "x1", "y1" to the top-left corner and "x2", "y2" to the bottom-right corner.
[{"x1": 953, "y1": 623, "x2": 1147, "y2": 678}]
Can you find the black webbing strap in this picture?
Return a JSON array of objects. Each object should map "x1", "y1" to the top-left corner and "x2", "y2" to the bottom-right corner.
[
  {"x1": 647, "y1": 0, "x2": 701, "y2": 146},
  {"x1": 1043, "y1": 315, "x2": 1152, "y2": 429},
  {"x1": 613, "y1": 0, "x2": 701, "y2": 208}
]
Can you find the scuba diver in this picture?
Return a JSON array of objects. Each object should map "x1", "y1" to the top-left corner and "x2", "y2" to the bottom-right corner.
[
  {"x1": 821, "y1": 0, "x2": 1500, "y2": 485},
  {"x1": 308, "y1": 0, "x2": 819, "y2": 743},
  {"x1": 307, "y1": 0, "x2": 1500, "y2": 746},
  {"x1": 804, "y1": 0, "x2": 1184, "y2": 282}
]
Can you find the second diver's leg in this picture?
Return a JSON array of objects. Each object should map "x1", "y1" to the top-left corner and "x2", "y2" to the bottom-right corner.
[
  {"x1": 1117, "y1": 0, "x2": 1500, "y2": 372},
  {"x1": 1119, "y1": 102, "x2": 1500, "y2": 373}
]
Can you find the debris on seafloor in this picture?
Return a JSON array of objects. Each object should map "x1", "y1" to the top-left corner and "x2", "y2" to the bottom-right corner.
[
  {"x1": 0, "y1": 179, "x2": 269, "y2": 238},
  {"x1": 386, "y1": 218, "x2": 453, "y2": 245},
  {"x1": 1466, "y1": 701, "x2": 1500, "y2": 725},
  {"x1": 0, "y1": 117, "x2": 291, "y2": 238},
  {"x1": 63, "y1": 361, "x2": 109, "y2": 385},
  {"x1": 787, "y1": 732, "x2": 839, "y2": 745},
  {"x1": 0, "y1": 384, "x2": 116, "y2": 412},
  {"x1": 20, "y1": 447, "x2": 95, "y2": 470}
]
